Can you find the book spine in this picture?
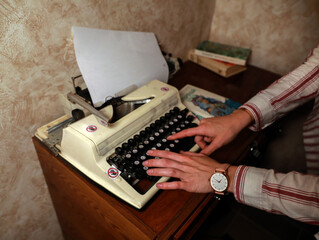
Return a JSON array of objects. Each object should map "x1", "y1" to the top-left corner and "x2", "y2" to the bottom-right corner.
[
  {"x1": 194, "y1": 49, "x2": 246, "y2": 66},
  {"x1": 188, "y1": 50, "x2": 227, "y2": 77}
]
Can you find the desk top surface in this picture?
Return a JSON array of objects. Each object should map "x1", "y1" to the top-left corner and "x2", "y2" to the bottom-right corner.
[{"x1": 169, "y1": 61, "x2": 280, "y2": 104}]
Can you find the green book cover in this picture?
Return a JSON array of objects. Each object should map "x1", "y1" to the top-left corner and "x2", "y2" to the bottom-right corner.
[{"x1": 196, "y1": 41, "x2": 251, "y2": 61}]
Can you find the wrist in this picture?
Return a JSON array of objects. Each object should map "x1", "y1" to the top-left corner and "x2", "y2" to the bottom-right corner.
[
  {"x1": 232, "y1": 108, "x2": 254, "y2": 130},
  {"x1": 226, "y1": 165, "x2": 237, "y2": 193}
]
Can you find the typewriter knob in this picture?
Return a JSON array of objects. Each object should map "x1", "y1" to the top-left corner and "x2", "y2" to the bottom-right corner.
[{"x1": 72, "y1": 109, "x2": 85, "y2": 121}]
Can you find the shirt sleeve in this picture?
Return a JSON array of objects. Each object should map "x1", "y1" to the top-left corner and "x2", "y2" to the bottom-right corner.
[
  {"x1": 233, "y1": 165, "x2": 319, "y2": 225},
  {"x1": 240, "y1": 44, "x2": 319, "y2": 131}
]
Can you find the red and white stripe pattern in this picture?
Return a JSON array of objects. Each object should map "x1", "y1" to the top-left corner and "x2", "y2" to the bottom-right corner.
[
  {"x1": 233, "y1": 44, "x2": 319, "y2": 225},
  {"x1": 241, "y1": 43, "x2": 319, "y2": 174},
  {"x1": 234, "y1": 166, "x2": 319, "y2": 225},
  {"x1": 303, "y1": 94, "x2": 319, "y2": 174}
]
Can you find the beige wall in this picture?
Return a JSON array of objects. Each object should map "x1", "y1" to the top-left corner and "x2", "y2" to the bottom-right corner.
[
  {"x1": 210, "y1": 0, "x2": 319, "y2": 75},
  {"x1": 0, "y1": 1, "x2": 214, "y2": 239}
]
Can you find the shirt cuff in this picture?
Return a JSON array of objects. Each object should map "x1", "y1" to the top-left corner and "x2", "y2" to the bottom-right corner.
[{"x1": 233, "y1": 165, "x2": 267, "y2": 209}]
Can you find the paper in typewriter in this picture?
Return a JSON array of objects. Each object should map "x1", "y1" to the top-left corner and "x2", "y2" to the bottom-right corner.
[{"x1": 72, "y1": 26, "x2": 169, "y2": 107}]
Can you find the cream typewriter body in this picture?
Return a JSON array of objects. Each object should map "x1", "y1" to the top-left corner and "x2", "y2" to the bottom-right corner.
[{"x1": 36, "y1": 80, "x2": 199, "y2": 209}]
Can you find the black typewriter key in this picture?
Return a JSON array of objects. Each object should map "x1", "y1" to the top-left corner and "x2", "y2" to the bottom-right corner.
[
  {"x1": 148, "y1": 136, "x2": 155, "y2": 142},
  {"x1": 155, "y1": 142, "x2": 162, "y2": 149},
  {"x1": 134, "y1": 134, "x2": 141, "y2": 142},
  {"x1": 140, "y1": 130, "x2": 146, "y2": 138},
  {"x1": 160, "y1": 116, "x2": 166, "y2": 122},
  {"x1": 158, "y1": 128, "x2": 164, "y2": 134},
  {"x1": 122, "y1": 142, "x2": 129, "y2": 150},
  {"x1": 115, "y1": 147, "x2": 123, "y2": 155},
  {"x1": 127, "y1": 138, "x2": 136, "y2": 147},
  {"x1": 168, "y1": 121, "x2": 175, "y2": 126},
  {"x1": 140, "y1": 155, "x2": 147, "y2": 161},
  {"x1": 145, "y1": 127, "x2": 153, "y2": 135},
  {"x1": 134, "y1": 160, "x2": 140, "y2": 166},
  {"x1": 173, "y1": 106, "x2": 180, "y2": 112},
  {"x1": 180, "y1": 108, "x2": 188, "y2": 116},
  {"x1": 161, "y1": 138, "x2": 168, "y2": 144},
  {"x1": 187, "y1": 115, "x2": 194, "y2": 122},
  {"x1": 165, "y1": 112, "x2": 171, "y2": 120},
  {"x1": 143, "y1": 140, "x2": 150, "y2": 148},
  {"x1": 138, "y1": 144, "x2": 144, "y2": 151},
  {"x1": 154, "y1": 132, "x2": 160, "y2": 140},
  {"x1": 155, "y1": 119, "x2": 162, "y2": 127}
]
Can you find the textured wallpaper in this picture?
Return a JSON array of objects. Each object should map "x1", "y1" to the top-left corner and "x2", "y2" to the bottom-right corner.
[
  {"x1": 0, "y1": 0, "x2": 214, "y2": 239},
  {"x1": 210, "y1": 0, "x2": 319, "y2": 75}
]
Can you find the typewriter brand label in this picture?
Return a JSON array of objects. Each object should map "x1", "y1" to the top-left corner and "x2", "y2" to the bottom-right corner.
[
  {"x1": 161, "y1": 87, "x2": 169, "y2": 92},
  {"x1": 86, "y1": 125, "x2": 97, "y2": 132},
  {"x1": 107, "y1": 167, "x2": 119, "y2": 179}
]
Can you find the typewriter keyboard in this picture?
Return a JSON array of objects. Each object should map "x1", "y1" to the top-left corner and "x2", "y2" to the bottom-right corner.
[{"x1": 106, "y1": 107, "x2": 198, "y2": 194}]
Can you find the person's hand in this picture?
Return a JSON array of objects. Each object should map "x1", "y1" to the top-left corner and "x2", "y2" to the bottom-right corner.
[
  {"x1": 143, "y1": 150, "x2": 237, "y2": 193},
  {"x1": 168, "y1": 109, "x2": 253, "y2": 155}
]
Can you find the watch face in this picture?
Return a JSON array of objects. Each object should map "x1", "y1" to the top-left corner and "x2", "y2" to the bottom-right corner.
[{"x1": 210, "y1": 172, "x2": 228, "y2": 192}]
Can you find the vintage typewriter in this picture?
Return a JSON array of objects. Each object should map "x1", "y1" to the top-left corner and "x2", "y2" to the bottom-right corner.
[{"x1": 35, "y1": 79, "x2": 199, "y2": 209}]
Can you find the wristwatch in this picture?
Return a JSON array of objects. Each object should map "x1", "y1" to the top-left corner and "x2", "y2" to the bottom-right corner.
[{"x1": 210, "y1": 164, "x2": 230, "y2": 195}]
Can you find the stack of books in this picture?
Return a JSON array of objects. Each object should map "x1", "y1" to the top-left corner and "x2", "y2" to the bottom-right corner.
[{"x1": 188, "y1": 41, "x2": 251, "y2": 78}]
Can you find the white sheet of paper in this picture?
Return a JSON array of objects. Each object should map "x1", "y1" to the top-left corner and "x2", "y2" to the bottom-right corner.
[{"x1": 72, "y1": 27, "x2": 169, "y2": 107}]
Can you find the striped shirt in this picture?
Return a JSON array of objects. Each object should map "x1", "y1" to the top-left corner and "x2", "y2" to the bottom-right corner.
[{"x1": 234, "y1": 43, "x2": 319, "y2": 225}]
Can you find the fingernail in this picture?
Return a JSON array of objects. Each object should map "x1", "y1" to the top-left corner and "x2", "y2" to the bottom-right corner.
[
  {"x1": 147, "y1": 169, "x2": 153, "y2": 174},
  {"x1": 157, "y1": 183, "x2": 162, "y2": 188},
  {"x1": 147, "y1": 150, "x2": 154, "y2": 155},
  {"x1": 143, "y1": 161, "x2": 148, "y2": 166}
]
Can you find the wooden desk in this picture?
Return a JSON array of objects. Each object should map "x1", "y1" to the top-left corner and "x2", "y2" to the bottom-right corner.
[{"x1": 33, "y1": 62, "x2": 280, "y2": 240}]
